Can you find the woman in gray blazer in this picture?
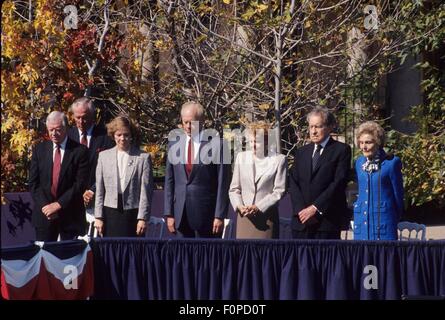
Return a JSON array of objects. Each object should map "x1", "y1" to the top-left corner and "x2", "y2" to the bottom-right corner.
[
  {"x1": 229, "y1": 121, "x2": 287, "y2": 239},
  {"x1": 94, "y1": 116, "x2": 154, "y2": 237}
]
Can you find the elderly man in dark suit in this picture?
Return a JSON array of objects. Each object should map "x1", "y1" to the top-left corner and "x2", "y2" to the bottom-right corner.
[
  {"x1": 67, "y1": 97, "x2": 115, "y2": 234},
  {"x1": 164, "y1": 101, "x2": 231, "y2": 238},
  {"x1": 29, "y1": 111, "x2": 89, "y2": 241},
  {"x1": 289, "y1": 107, "x2": 351, "y2": 239}
]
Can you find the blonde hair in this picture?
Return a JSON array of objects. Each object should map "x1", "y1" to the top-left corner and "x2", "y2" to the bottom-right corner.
[
  {"x1": 355, "y1": 121, "x2": 385, "y2": 148},
  {"x1": 106, "y1": 116, "x2": 141, "y2": 146},
  {"x1": 245, "y1": 120, "x2": 272, "y2": 132}
]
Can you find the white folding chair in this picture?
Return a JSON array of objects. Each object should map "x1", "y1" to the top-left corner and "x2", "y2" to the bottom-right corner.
[
  {"x1": 86, "y1": 212, "x2": 98, "y2": 238},
  {"x1": 222, "y1": 218, "x2": 235, "y2": 239},
  {"x1": 398, "y1": 221, "x2": 426, "y2": 241}
]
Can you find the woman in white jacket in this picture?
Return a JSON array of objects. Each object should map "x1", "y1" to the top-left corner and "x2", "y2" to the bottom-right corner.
[{"x1": 229, "y1": 121, "x2": 287, "y2": 239}]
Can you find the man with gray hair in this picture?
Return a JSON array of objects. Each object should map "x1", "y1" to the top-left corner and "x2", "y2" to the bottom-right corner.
[
  {"x1": 67, "y1": 97, "x2": 115, "y2": 235},
  {"x1": 289, "y1": 107, "x2": 351, "y2": 239},
  {"x1": 164, "y1": 101, "x2": 230, "y2": 238},
  {"x1": 29, "y1": 111, "x2": 89, "y2": 241}
]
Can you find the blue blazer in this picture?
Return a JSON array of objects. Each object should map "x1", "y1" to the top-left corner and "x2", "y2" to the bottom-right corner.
[
  {"x1": 164, "y1": 133, "x2": 230, "y2": 232},
  {"x1": 353, "y1": 150, "x2": 404, "y2": 240}
]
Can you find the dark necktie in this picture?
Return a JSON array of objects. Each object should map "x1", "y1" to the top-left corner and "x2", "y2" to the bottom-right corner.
[
  {"x1": 51, "y1": 145, "x2": 61, "y2": 198},
  {"x1": 186, "y1": 139, "x2": 193, "y2": 177},
  {"x1": 312, "y1": 144, "x2": 322, "y2": 172},
  {"x1": 80, "y1": 131, "x2": 88, "y2": 147}
]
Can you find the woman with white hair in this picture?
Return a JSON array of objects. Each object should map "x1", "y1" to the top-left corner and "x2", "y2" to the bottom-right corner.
[{"x1": 353, "y1": 121, "x2": 404, "y2": 240}]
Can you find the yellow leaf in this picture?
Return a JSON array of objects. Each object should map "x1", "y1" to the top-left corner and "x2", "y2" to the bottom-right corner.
[
  {"x1": 223, "y1": 0, "x2": 231, "y2": 4},
  {"x1": 257, "y1": 4, "x2": 268, "y2": 12}
]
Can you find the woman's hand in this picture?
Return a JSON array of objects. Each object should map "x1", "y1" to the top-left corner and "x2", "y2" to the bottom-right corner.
[
  {"x1": 244, "y1": 205, "x2": 260, "y2": 217},
  {"x1": 95, "y1": 218, "x2": 104, "y2": 237},
  {"x1": 136, "y1": 220, "x2": 147, "y2": 236},
  {"x1": 237, "y1": 206, "x2": 248, "y2": 217}
]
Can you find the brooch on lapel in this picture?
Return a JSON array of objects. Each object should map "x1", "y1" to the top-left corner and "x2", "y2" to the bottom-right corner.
[{"x1": 128, "y1": 160, "x2": 134, "y2": 166}]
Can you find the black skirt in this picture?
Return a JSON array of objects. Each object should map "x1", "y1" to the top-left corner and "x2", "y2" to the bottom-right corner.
[{"x1": 103, "y1": 197, "x2": 140, "y2": 237}]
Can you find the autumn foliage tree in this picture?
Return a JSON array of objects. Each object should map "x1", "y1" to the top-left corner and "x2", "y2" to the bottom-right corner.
[{"x1": 2, "y1": 0, "x2": 444, "y2": 213}]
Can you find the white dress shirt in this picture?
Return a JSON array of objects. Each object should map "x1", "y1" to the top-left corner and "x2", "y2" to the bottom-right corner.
[
  {"x1": 253, "y1": 155, "x2": 271, "y2": 181},
  {"x1": 77, "y1": 125, "x2": 94, "y2": 148},
  {"x1": 185, "y1": 133, "x2": 201, "y2": 164},
  {"x1": 52, "y1": 137, "x2": 68, "y2": 163},
  {"x1": 312, "y1": 135, "x2": 330, "y2": 157}
]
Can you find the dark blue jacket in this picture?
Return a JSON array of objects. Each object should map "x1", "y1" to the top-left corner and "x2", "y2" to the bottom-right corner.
[{"x1": 164, "y1": 133, "x2": 230, "y2": 232}]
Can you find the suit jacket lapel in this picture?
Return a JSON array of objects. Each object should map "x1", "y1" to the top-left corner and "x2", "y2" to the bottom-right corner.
[
  {"x1": 109, "y1": 147, "x2": 118, "y2": 188},
  {"x1": 123, "y1": 147, "x2": 138, "y2": 191},
  {"x1": 58, "y1": 139, "x2": 75, "y2": 186},
  {"x1": 254, "y1": 155, "x2": 276, "y2": 184},
  {"x1": 302, "y1": 144, "x2": 313, "y2": 181},
  {"x1": 88, "y1": 127, "x2": 98, "y2": 157},
  {"x1": 45, "y1": 141, "x2": 53, "y2": 186}
]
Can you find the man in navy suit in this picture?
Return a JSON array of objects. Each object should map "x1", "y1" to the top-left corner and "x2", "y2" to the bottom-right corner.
[
  {"x1": 29, "y1": 111, "x2": 89, "y2": 241},
  {"x1": 67, "y1": 97, "x2": 115, "y2": 234},
  {"x1": 164, "y1": 101, "x2": 230, "y2": 238},
  {"x1": 289, "y1": 107, "x2": 351, "y2": 239}
]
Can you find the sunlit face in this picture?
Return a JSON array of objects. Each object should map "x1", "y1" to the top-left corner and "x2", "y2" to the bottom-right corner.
[
  {"x1": 181, "y1": 106, "x2": 201, "y2": 137},
  {"x1": 114, "y1": 127, "x2": 132, "y2": 151},
  {"x1": 247, "y1": 130, "x2": 268, "y2": 157},
  {"x1": 358, "y1": 133, "x2": 378, "y2": 159},
  {"x1": 47, "y1": 120, "x2": 67, "y2": 145},
  {"x1": 308, "y1": 114, "x2": 331, "y2": 145},
  {"x1": 72, "y1": 105, "x2": 95, "y2": 132}
]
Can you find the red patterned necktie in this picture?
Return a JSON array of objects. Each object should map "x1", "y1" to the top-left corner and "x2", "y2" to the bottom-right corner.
[
  {"x1": 80, "y1": 131, "x2": 88, "y2": 147},
  {"x1": 51, "y1": 145, "x2": 61, "y2": 198},
  {"x1": 186, "y1": 139, "x2": 193, "y2": 177}
]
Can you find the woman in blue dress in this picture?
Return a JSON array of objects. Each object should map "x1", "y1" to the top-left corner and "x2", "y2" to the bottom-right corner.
[{"x1": 353, "y1": 121, "x2": 404, "y2": 240}]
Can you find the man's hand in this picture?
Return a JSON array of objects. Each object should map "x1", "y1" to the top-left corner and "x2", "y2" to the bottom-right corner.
[
  {"x1": 136, "y1": 220, "x2": 146, "y2": 236},
  {"x1": 166, "y1": 216, "x2": 176, "y2": 234},
  {"x1": 83, "y1": 190, "x2": 95, "y2": 206},
  {"x1": 298, "y1": 205, "x2": 318, "y2": 225},
  {"x1": 42, "y1": 202, "x2": 61, "y2": 220},
  {"x1": 95, "y1": 219, "x2": 104, "y2": 237},
  {"x1": 212, "y1": 218, "x2": 224, "y2": 235}
]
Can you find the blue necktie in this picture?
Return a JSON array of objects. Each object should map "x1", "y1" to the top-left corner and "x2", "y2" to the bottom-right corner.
[{"x1": 312, "y1": 144, "x2": 322, "y2": 172}]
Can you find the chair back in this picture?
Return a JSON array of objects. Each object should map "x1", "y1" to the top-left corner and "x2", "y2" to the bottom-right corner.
[
  {"x1": 398, "y1": 221, "x2": 426, "y2": 241},
  {"x1": 146, "y1": 216, "x2": 167, "y2": 239},
  {"x1": 279, "y1": 217, "x2": 292, "y2": 239}
]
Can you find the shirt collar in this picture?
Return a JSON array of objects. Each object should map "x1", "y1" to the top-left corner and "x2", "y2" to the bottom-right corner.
[
  {"x1": 53, "y1": 136, "x2": 68, "y2": 149},
  {"x1": 78, "y1": 125, "x2": 94, "y2": 137},
  {"x1": 187, "y1": 131, "x2": 202, "y2": 143},
  {"x1": 315, "y1": 135, "x2": 330, "y2": 149}
]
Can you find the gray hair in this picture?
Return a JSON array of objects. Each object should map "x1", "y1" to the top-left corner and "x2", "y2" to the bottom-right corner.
[
  {"x1": 306, "y1": 107, "x2": 337, "y2": 128},
  {"x1": 180, "y1": 101, "x2": 205, "y2": 120},
  {"x1": 70, "y1": 97, "x2": 95, "y2": 115},
  {"x1": 46, "y1": 111, "x2": 68, "y2": 127},
  {"x1": 355, "y1": 121, "x2": 386, "y2": 148}
]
